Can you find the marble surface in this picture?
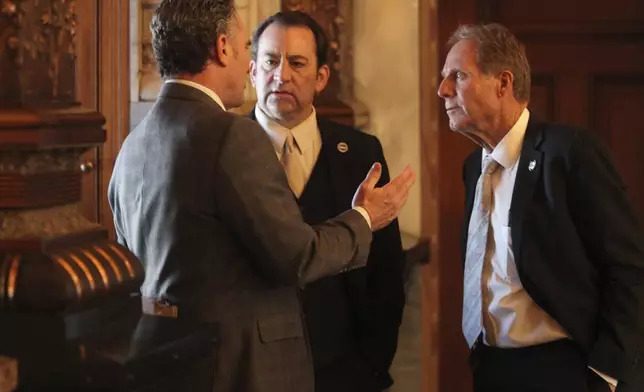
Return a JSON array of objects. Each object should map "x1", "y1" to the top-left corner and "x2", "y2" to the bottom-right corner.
[
  {"x1": 0, "y1": 204, "x2": 99, "y2": 239},
  {"x1": 0, "y1": 149, "x2": 82, "y2": 174}
]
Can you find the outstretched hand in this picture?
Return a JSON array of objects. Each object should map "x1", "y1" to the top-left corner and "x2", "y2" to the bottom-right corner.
[{"x1": 352, "y1": 163, "x2": 416, "y2": 231}]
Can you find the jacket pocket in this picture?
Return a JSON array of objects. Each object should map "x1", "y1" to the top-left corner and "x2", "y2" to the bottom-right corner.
[{"x1": 257, "y1": 313, "x2": 304, "y2": 343}]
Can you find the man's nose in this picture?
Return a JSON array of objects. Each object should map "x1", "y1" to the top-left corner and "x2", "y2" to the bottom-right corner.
[
  {"x1": 275, "y1": 61, "x2": 292, "y2": 83},
  {"x1": 437, "y1": 78, "x2": 453, "y2": 99}
]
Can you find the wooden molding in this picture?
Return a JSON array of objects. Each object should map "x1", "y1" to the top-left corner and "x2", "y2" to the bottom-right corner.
[{"x1": 98, "y1": 0, "x2": 130, "y2": 236}]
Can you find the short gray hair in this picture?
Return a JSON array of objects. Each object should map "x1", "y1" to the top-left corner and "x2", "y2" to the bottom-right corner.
[
  {"x1": 448, "y1": 23, "x2": 531, "y2": 102},
  {"x1": 151, "y1": 0, "x2": 237, "y2": 78}
]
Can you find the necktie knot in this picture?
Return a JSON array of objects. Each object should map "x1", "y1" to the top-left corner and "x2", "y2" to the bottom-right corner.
[
  {"x1": 482, "y1": 156, "x2": 500, "y2": 175},
  {"x1": 284, "y1": 132, "x2": 299, "y2": 156},
  {"x1": 282, "y1": 132, "x2": 306, "y2": 197}
]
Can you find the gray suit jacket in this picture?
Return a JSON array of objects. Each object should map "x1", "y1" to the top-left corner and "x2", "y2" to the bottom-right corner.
[{"x1": 108, "y1": 82, "x2": 372, "y2": 392}]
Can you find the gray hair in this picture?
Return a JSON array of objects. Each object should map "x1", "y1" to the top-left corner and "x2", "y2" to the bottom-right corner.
[
  {"x1": 448, "y1": 23, "x2": 531, "y2": 102},
  {"x1": 151, "y1": 0, "x2": 237, "y2": 78}
]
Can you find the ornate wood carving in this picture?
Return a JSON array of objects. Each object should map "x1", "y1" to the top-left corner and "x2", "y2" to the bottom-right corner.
[
  {"x1": 281, "y1": 0, "x2": 365, "y2": 126},
  {"x1": 1, "y1": 0, "x2": 77, "y2": 107},
  {"x1": 0, "y1": 1, "x2": 142, "y2": 315}
]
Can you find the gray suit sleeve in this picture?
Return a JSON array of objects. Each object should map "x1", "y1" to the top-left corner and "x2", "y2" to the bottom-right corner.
[{"x1": 213, "y1": 115, "x2": 372, "y2": 287}]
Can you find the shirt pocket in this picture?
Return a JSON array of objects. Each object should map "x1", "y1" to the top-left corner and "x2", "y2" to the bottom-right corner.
[{"x1": 497, "y1": 226, "x2": 521, "y2": 284}]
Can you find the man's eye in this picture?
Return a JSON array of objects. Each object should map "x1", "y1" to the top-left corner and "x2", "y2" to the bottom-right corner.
[
  {"x1": 265, "y1": 60, "x2": 277, "y2": 66},
  {"x1": 456, "y1": 71, "x2": 466, "y2": 80}
]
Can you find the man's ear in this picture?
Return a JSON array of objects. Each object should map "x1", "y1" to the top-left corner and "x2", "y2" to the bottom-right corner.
[
  {"x1": 249, "y1": 60, "x2": 257, "y2": 87},
  {"x1": 498, "y1": 70, "x2": 514, "y2": 98},
  {"x1": 214, "y1": 34, "x2": 231, "y2": 66},
  {"x1": 315, "y1": 64, "x2": 330, "y2": 94}
]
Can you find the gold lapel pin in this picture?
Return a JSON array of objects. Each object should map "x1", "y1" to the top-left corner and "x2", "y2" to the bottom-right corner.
[{"x1": 337, "y1": 142, "x2": 349, "y2": 153}]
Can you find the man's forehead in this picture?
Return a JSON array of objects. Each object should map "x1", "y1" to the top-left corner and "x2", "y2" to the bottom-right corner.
[
  {"x1": 444, "y1": 41, "x2": 477, "y2": 68},
  {"x1": 258, "y1": 25, "x2": 315, "y2": 50}
]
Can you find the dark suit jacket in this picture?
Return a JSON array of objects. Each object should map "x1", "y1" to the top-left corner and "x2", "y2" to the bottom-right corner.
[
  {"x1": 108, "y1": 83, "x2": 373, "y2": 392},
  {"x1": 249, "y1": 110, "x2": 405, "y2": 390},
  {"x1": 462, "y1": 116, "x2": 644, "y2": 388}
]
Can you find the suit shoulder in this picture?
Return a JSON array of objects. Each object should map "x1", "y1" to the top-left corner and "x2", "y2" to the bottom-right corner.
[
  {"x1": 540, "y1": 122, "x2": 585, "y2": 142},
  {"x1": 319, "y1": 117, "x2": 382, "y2": 149},
  {"x1": 224, "y1": 112, "x2": 268, "y2": 139},
  {"x1": 539, "y1": 122, "x2": 605, "y2": 154}
]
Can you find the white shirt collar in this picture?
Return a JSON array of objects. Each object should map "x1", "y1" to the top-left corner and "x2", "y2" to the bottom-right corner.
[
  {"x1": 164, "y1": 79, "x2": 225, "y2": 111},
  {"x1": 484, "y1": 108, "x2": 530, "y2": 170},
  {"x1": 254, "y1": 106, "x2": 319, "y2": 156}
]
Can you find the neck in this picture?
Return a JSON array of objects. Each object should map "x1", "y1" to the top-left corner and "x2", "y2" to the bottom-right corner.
[
  {"x1": 174, "y1": 65, "x2": 229, "y2": 106},
  {"x1": 484, "y1": 103, "x2": 527, "y2": 150}
]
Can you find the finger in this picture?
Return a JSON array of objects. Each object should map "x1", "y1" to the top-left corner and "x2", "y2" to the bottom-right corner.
[
  {"x1": 388, "y1": 165, "x2": 415, "y2": 191},
  {"x1": 361, "y1": 162, "x2": 382, "y2": 190},
  {"x1": 386, "y1": 165, "x2": 411, "y2": 189},
  {"x1": 403, "y1": 167, "x2": 417, "y2": 191}
]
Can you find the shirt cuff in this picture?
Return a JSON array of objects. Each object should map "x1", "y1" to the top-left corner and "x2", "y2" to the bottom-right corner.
[
  {"x1": 353, "y1": 206, "x2": 372, "y2": 230},
  {"x1": 589, "y1": 366, "x2": 618, "y2": 387}
]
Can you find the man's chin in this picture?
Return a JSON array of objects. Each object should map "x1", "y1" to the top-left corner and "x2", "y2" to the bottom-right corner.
[
  {"x1": 267, "y1": 104, "x2": 296, "y2": 118},
  {"x1": 223, "y1": 97, "x2": 245, "y2": 110}
]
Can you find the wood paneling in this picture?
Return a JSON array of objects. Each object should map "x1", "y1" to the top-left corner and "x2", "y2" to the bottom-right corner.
[
  {"x1": 495, "y1": 0, "x2": 644, "y2": 24},
  {"x1": 528, "y1": 75, "x2": 556, "y2": 122},
  {"x1": 593, "y1": 76, "x2": 644, "y2": 223},
  {"x1": 75, "y1": 0, "x2": 100, "y2": 222},
  {"x1": 73, "y1": 0, "x2": 129, "y2": 235},
  {"x1": 421, "y1": 0, "x2": 479, "y2": 391},
  {"x1": 0, "y1": 172, "x2": 80, "y2": 207},
  {"x1": 98, "y1": 0, "x2": 130, "y2": 235}
]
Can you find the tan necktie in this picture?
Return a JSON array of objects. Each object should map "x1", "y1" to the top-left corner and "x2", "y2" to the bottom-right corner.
[
  {"x1": 462, "y1": 155, "x2": 500, "y2": 347},
  {"x1": 282, "y1": 132, "x2": 307, "y2": 197}
]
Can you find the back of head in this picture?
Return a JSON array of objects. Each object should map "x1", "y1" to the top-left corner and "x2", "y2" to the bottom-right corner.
[
  {"x1": 150, "y1": 0, "x2": 236, "y2": 78},
  {"x1": 449, "y1": 23, "x2": 531, "y2": 103}
]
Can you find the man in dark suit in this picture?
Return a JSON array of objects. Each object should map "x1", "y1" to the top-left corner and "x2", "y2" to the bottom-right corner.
[
  {"x1": 437, "y1": 23, "x2": 644, "y2": 392},
  {"x1": 107, "y1": 2, "x2": 415, "y2": 392},
  {"x1": 248, "y1": 11, "x2": 405, "y2": 392}
]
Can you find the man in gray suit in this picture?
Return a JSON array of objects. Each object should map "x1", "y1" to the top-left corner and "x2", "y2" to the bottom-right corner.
[{"x1": 107, "y1": 1, "x2": 415, "y2": 392}]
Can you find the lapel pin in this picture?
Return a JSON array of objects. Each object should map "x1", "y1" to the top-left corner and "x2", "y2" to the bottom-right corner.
[
  {"x1": 337, "y1": 142, "x2": 348, "y2": 153},
  {"x1": 528, "y1": 160, "x2": 536, "y2": 171}
]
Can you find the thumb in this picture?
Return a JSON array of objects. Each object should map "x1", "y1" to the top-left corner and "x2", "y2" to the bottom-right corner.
[{"x1": 361, "y1": 162, "x2": 382, "y2": 190}]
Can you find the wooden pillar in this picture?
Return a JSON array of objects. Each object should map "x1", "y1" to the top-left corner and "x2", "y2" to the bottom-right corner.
[{"x1": 0, "y1": 0, "x2": 140, "y2": 321}]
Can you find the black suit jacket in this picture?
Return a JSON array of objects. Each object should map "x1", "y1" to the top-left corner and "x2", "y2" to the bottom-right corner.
[
  {"x1": 249, "y1": 110, "x2": 405, "y2": 389},
  {"x1": 462, "y1": 116, "x2": 644, "y2": 387}
]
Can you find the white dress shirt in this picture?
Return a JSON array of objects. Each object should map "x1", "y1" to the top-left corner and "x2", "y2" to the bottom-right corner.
[
  {"x1": 254, "y1": 105, "x2": 322, "y2": 180},
  {"x1": 481, "y1": 108, "x2": 616, "y2": 388},
  {"x1": 254, "y1": 106, "x2": 371, "y2": 228},
  {"x1": 165, "y1": 79, "x2": 225, "y2": 110},
  {"x1": 481, "y1": 108, "x2": 567, "y2": 347}
]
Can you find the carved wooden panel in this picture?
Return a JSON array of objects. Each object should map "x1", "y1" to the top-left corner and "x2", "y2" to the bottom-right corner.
[
  {"x1": 0, "y1": 0, "x2": 77, "y2": 106},
  {"x1": 281, "y1": 0, "x2": 352, "y2": 103}
]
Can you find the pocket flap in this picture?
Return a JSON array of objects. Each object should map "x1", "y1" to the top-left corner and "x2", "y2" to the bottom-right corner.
[{"x1": 257, "y1": 313, "x2": 304, "y2": 343}]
